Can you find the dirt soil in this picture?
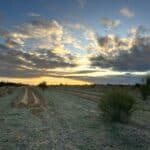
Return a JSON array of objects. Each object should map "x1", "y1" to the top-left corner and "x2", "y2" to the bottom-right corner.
[
  {"x1": 12, "y1": 87, "x2": 46, "y2": 110},
  {"x1": 0, "y1": 86, "x2": 149, "y2": 150}
]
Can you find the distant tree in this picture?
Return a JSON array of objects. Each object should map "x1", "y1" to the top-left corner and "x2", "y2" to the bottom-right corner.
[
  {"x1": 59, "y1": 83, "x2": 63, "y2": 86},
  {"x1": 0, "y1": 81, "x2": 24, "y2": 87},
  {"x1": 90, "y1": 83, "x2": 96, "y2": 88},
  {"x1": 38, "y1": 81, "x2": 47, "y2": 90}
]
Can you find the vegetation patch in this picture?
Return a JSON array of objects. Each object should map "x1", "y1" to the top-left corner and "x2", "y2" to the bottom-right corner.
[
  {"x1": 98, "y1": 90, "x2": 135, "y2": 123},
  {"x1": 140, "y1": 76, "x2": 150, "y2": 100}
]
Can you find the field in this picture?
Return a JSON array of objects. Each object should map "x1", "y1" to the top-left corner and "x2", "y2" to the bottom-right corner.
[{"x1": 0, "y1": 85, "x2": 150, "y2": 150}]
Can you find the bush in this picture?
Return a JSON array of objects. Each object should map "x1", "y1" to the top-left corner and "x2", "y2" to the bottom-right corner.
[
  {"x1": 140, "y1": 85, "x2": 149, "y2": 100},
  {"x1": 98, "y1": 91, "x2": 135, "y2": 123},
  {"x1": 145, "y1": 76, "x2": 150, "y2": 86},
  {"x1": 140, "y1": 76, "x2": 150, "y2": 100}
]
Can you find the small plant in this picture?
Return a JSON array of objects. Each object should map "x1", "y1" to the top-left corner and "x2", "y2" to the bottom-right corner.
[{"x1": 98, "y1": 91, "x2": 135, "y2": 123}]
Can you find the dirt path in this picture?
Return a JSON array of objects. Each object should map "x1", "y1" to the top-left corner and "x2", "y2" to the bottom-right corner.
[
  {"x1": 31, "y1": 92, "x2": 39, "y2": 105},
  {"x1": 60, "y1": 89, "x2": 100, "y2": 102},
  {"x1": 19, "y1": 88, "x2": 28, "y2": 105},
  {"x1": 14, "y1": 87, "x2": 46, "y2": 109},
  {"x1": 36, "y1": 90, "x2": 99, "y2": 150}
]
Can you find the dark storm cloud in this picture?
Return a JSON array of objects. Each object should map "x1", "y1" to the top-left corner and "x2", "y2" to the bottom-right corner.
[
  {"x1": 97, "y1": 35, "x2": 127, "y2": 49},
  {"x1": 22, "y1": 49, "x2": 76, "y2": 69},
  {"x1": 91, "y1": 37, "x2": 150, "y2": 71}
]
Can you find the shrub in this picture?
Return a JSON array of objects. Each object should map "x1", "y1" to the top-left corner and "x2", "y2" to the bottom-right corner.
[
  {"x1": 98, "y1": 91, "x2": 135, "y2": 123},
  {"x1": 140, "y1": 76, "x2": 150, "y2": 100},
  {"x1": 140, "y1": 85, "x2": 149, "y2": 100},
  {"x1": 145, "y1": 76, "x2": 150, "y2": 86}
]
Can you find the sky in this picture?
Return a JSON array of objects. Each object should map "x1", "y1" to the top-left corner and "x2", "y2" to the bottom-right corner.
[{"x1": 0, "y1": 0, "x2": 149, "y2": 85}]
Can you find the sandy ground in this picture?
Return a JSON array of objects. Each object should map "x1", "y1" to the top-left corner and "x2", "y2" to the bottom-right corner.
[{"x1": 0, "y1": 86, "x2": 149, "y2": 150}]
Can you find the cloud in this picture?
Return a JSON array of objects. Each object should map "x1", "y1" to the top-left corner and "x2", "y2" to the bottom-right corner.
[
  {"x1": 0, "y1": 19, "x2": 69, "y2": 52},
  {"x1": 65, "y1": 22, "x2": 87, "y2": 30},
  {"x1": 27, "y1": 12, "x2": 41, "y2": 17},
  {"x1": 84, "y1": 30, "x2": 97, "y2": 41},
  {"x1": 0, "y1": 19, "x2": 80, "y2": 78},
  {"x1": 91, "y1": 43, "x2": 150, "y2": 71},
  {"x1": 0, "y1": 44, "x2": 77, "y2": 78},
  {"x1": 100, "y1": 17, "x2": 121, "y2": 30},
  {"x1": 66, "y1": 74, "x2": 143, "y2": 85},
  {"x1": 96, "y1": 34, "x2": 131, "y2": 56},
  {"x1": 0, "y1": 16, "x2": 149, "y2": 83},
  {"x1": 120, "y1": 7, "x2": 134, "y2": 18},
  {"x1": 78, "y1": 0, "x2": 87, "y2": 8},
  {"x1": 62, "y1": 22, "x2": 94, "y2": 52},
  {"x1": 128, "y1": 25, "x2": 150, "y2": 39},
  {"x1": 90, "y1": 26, "x2": 150, "y2": 72},
  {"x1": 62, "y1": 33, "x2": 85, "y2": 50},
  {"x1": 16, "y1": 19, "x2": 63, "y2": 40},
  {"x1": 0, "y1": 28, "x2": 27, "y2": 48}
]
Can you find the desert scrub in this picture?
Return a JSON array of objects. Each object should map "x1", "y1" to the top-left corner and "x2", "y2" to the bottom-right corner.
[
  {"x1": 98, "y1": 91, "x2": 135, "y2": 123},
  {"x1": 140, "y1": 76, "x2": 150, "y2": 100},
  {"x1": 140, "y1": 85, "x2": 149, "y2": 100}
]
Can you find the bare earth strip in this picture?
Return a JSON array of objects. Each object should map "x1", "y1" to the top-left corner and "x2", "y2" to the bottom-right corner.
[
  {"x1": 13, "y1": 87, "x2": 46, "y2": 111},
  {"x1": 31, "y1": 92, "x2": 39, "y2": 105},
  {"x1": 59, "y1": 89, "x2": 100, "y2": 102},
  {"x1": 18, "y1": 88, "x2": 28, "y2": 106}
]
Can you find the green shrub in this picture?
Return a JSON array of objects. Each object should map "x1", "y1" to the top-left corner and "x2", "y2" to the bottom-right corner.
[
  {"x1": 145, "y1": 76, "x2": 150, "y2": 86},
  {"x1": 98, "y1": 91, "x2": 135, "y2": 123},
  {"x1": 140, "y1": 85, "x2": 149, "y2": 100},
  {"x1": 140, "y1": 76, "x2": 150, "y2": 100}
]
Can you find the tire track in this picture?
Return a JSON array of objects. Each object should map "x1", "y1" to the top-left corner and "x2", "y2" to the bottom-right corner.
[{"x1": 59, "y1": 89, "x2": 100, "y2": 102}]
